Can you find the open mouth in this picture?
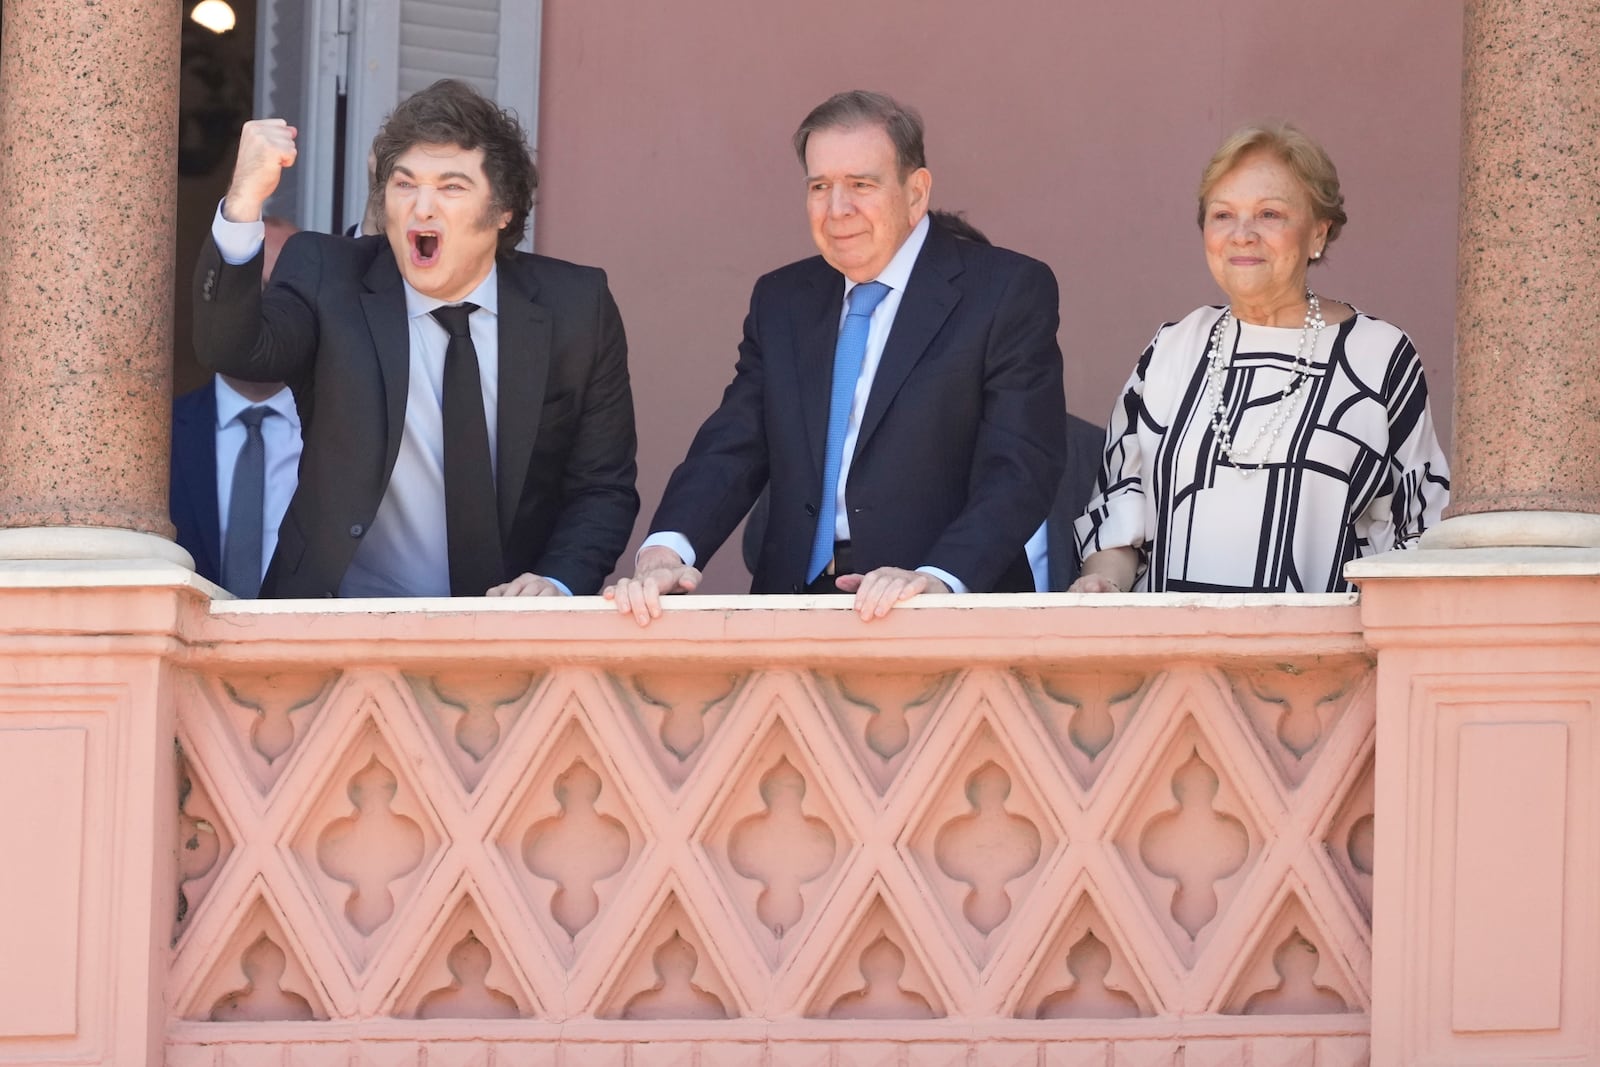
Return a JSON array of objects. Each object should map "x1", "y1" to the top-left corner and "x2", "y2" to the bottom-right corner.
[{"x1": 410, "y1": 230, "x2": 441, "y2": 265}]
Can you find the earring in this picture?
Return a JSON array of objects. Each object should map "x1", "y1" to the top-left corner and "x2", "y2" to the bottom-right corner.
[{"x1": 1311, "y1": 250, "x2": 1322, "y2": 260}]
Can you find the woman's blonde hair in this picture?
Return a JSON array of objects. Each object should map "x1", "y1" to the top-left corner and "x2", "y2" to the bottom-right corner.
[{"x1": 1197, "y1": 121, "x2": 1347, "y2": 258}]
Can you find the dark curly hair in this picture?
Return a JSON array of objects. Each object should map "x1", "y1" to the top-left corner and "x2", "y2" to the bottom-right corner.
[{"x1": 369, "y1": 79, "x2": 537, "y2": 257}]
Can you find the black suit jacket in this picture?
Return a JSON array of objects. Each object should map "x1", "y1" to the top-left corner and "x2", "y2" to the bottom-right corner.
[
  {"x1": 192, "y1": 233, "x2": 639, "y2": 597},
  {"x1": 170, "y1": 379, "x2": 224, "y2": 585},
  {"x1": 651, "y1": 222, "x2": 1066, "y2": 594},
  {"x1": 1043, "y1": 413, "x2": 1109, "y2": 591}
]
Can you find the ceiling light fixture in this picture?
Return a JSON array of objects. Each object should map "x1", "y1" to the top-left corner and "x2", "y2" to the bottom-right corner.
[{"x1": 190, "y1": 0, "x2": 237, "y2": 34}]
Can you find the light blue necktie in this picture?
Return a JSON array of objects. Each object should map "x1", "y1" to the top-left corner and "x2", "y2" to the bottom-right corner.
[{"x1": 807, "y1": 280, "x2": 891, "y2": 583}]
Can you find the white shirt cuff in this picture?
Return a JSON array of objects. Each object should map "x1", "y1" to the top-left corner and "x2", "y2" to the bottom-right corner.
[
  {"x1": 639, "y1": 532, "x2": 696, "y2": 569},
  {"x1": 917, "y1": 566, "x2": 967, "y2": 595},
  {"x1": 544, "y1": 577, "x2": 573, "y2": 597},
  {"x1": 212, "y1": 200, "x2": 265, "y2": 265}
]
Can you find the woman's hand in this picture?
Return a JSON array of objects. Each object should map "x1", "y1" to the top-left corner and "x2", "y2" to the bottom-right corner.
[
  {"x1": 1068, "y1": 573, "x2": 1123, "y2": 594},
  {"x1": 1072, "y1": 546, "x2": 1140, "y2": 594}
]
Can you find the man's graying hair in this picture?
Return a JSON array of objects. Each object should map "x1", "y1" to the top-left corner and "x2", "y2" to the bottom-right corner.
[
  {"x1": 369, "y1": 79, "x2": 537, "y2": 257},
  {"x1": 792, "y1": 90, "x2": 928, "y2": 178}
]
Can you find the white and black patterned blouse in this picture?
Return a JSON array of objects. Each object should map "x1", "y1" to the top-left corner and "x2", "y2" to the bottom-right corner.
[{"x1": 1074, "y1": 304, "x2": 1450, "y2": 592}]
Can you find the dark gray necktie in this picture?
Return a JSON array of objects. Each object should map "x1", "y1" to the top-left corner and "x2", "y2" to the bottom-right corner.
[{"x1": 222, "y1": 405, "x2": 272, "y2": 598}]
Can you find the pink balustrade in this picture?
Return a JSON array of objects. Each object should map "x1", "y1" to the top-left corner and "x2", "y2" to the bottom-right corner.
[
  {"x1": 9, "y1": 565, "x2": 1600, "y2": 1066},
  {"x1": 157, "y1": 592, "x2": 1374, "y2": 1065}
]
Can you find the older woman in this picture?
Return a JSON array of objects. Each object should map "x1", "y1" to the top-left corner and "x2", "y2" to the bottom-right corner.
[{"x1": 1071, "y1": 123, "x2": 1449, "y2": 594}]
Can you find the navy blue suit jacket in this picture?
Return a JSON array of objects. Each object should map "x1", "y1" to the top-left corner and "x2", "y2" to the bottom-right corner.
[
  {"x1": 651, "y1": 222, "x2": 1066, "y2": 594},
  {"x1": 1044, "y1": 413, "x2": 1109, "y2": 591},
  {"x1": 171, "y1": 380, "x2": 223, "y2": 584}
]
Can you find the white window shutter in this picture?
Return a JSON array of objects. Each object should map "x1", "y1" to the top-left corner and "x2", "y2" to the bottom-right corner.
[
  {"x1": 343, "y1": 0, "x2": 543, "y2": 248},
  {"x1": 254, "y1": 0, "x2": 344, "y2": 234},
  {"x1": 255, "y1": 0, "x2": 542, "y2": 244}
]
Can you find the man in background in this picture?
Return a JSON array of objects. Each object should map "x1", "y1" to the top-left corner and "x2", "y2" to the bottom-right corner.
[
  {"x1": 1030, "y1": 412, "x2": 1107, "y2": 591},
  {"x1": 171, "y1": 215, "x2": 302, "y2": 597},
  {"x1": 344, "y1": 146, "x2": 385, "y2": 238}
]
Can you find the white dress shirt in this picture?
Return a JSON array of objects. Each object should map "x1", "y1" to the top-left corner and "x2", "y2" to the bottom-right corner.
[
  {"x1": 210, "y1": 205, "x2": 570, "y2": 597},
  {"x1": 213, "y1": 376, "x2": 302, "y2": 582},
  {"x1": 1025, "y1": 523, "x2": 1050, "y2": 592},
  {"x1": 643, "y1": 216, "x2": 964, "y2": 592},
  {"x1": 340, "y1": 272, "x2": 504, "y2": 597}
]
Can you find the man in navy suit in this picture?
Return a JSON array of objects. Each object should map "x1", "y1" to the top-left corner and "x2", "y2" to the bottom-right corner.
[
  {"x1": 1029, "y1": 413, "x2": 1108, "y2": 591},
  {"x1": 171, "y1": 216, "x2": 303, "y2": 594},
  {"x1": 608, "y1": 91, "x2": 1065, "y2": 624}
]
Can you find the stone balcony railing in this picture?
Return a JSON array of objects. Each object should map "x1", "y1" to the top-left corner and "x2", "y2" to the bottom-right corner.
[
  {"x1": 175, "y1": 589, "x2": 1374, "y2": 1064},
  {"x1": 5, "y1": 560, "x2": 1600, "y2": 1066}
]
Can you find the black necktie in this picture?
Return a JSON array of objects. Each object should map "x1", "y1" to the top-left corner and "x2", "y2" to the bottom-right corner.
[
  {"x1": 222, "y1": 405, "x2": 273, "y2": 598},
  {"x1": 430, "y1": 302, "x2": 502, "y2": 596}
]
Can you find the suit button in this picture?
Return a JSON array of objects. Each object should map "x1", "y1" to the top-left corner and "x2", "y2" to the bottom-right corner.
[
  {"x1": 349, "y1": 523, "x2": 365, "y2": 537},
  {"x1": 804, "y1": 503, "x2": 818, "y2": 516},
  {"x1": 202, "y1": 269, "x2": 216, "y2": 300},
  {"x1": 791, "y1": 583, "x2": 802, "y2": 594}
]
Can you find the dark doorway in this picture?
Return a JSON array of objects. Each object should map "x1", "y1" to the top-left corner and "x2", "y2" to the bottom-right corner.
[{"x1": 174, "y1": 0, "x2": 259, "y2": 397}]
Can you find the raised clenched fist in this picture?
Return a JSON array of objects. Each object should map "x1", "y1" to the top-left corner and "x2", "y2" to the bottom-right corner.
[{"x1": 222, "y1": 119, "x2": 299, "y2": 223}]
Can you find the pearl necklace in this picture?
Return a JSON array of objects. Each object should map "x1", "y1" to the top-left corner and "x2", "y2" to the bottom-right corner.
[{"x1": 1202, "y1": 291, "x2": 1325, "y2": 475}]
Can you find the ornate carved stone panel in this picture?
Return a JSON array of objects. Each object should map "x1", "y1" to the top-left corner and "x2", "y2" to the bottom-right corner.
[
  {"x1": 197, "y1": 671, "x2": 337, "y2": 797},
  {"x1": 1013, "y1": 881, "x2": 1158, "y2": 1019},
  {"x1": 493, "y1": 715, "x2": 643, "y2": 967},
  {"x1": 613, "y1": 671, "x2": 746, "y2": 790},
  {"x1": 179, "y1": 888, "x2": 327, "y2": 1022},
  {"x1": 902, "y1": 717, "x2": 1061, "y2": 971},
  {"x1": 1224, "y1": 658, "x2": 1373, "y2": 789},
  {"x1": 1220, "y1": 890, "x2": 1365, "y2": 1015},
  {"x1": 1015, "y1": 668, "x2": 1151, "y2": 793},
  {"x1": 700, "y1": 714, "x2": 854, "y2": 971},
  {"x1": 389, "y1": 888, "x2": 538, "y2": 1019},
  {"x1": 817, "y1": 669, "x2": 956, "y2": 796},
  {"x1": 286, "y1": 712, "x2": 443, "y2": 973},
  {"x1": 1324, "y1": 753, "x2": 1376, "y2": 923},
  {"x1": 595, "y1": 889, "x2": 743, "y2": 1020},
  {"x1": 405, "y1": 670, "x2": 541, "y2": 795},
  {"x1": 175, "y1": 748, "x2": 234, "y2": 941},
  {"x1": 1111, "y1": 704, "x2": 1263, "y2": 968},
  {"x1": 803, "y1": 889, "x2": 948, "y2": 1020},
  {"x1": 169, "y1": 628, "x2": 1375, "y2": 1060}
]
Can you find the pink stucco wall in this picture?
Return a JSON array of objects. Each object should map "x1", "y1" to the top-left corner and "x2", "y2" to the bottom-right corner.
[{"x1": 533, "y1": 0, "x2": 1465, "y2": 592}]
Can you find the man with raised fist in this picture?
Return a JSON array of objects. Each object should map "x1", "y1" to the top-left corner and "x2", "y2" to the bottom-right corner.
[{"x1": 193, "y1": 79, "x2": 639, "y2": 598}]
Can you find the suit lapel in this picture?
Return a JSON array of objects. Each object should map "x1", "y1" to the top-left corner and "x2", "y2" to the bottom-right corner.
[
  {"x1": 853, "y1": 226, "x2": 961, "y2": 459},
  {"x1": 361, "y1": 250, "x2": 411, "y2": 478},
  {"x1": 495, "y1": 262, "x2": 553, "y2": 542},
  {"x1": 796, "y1": 268, "x2": 844, "y2": 477},
  {"x1": 174, "y1": 381, "x2": 223, "y2": 577}
]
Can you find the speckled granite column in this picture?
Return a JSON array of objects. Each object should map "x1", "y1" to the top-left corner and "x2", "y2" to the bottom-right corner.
[
  {"x1": 1444, "y1": 0, "x2": 1600, "y2": 536},
  {"x1": 0, "y1": 0, "x2": 179, "y2": 539}
]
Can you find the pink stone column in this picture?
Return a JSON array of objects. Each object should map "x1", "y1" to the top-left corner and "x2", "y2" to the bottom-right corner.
[
  {"x1": 0, "y1": 4, "x2": 187, "y2": 1065},
  {"x1": 0, "y1": 0, "x2": 180, "y2": 541},
  {"x1": 1357, "y1": 11, "x2": 1600, "y2": 1064},
  {"x1": 1438, "y1": 0, "x2": 1600, "y2": 544}
]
